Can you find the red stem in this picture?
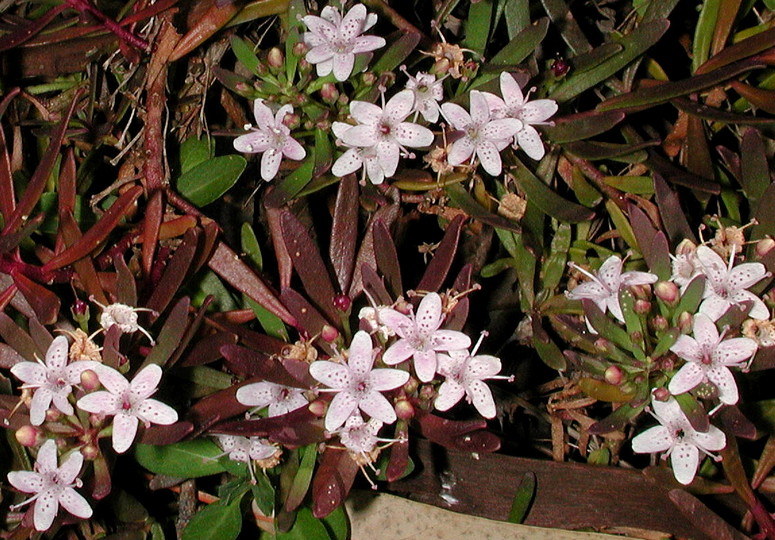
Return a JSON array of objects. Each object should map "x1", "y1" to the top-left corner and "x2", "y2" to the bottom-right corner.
[{"x1": 65, "y1": 0, "x2": 149, "y2": 51}]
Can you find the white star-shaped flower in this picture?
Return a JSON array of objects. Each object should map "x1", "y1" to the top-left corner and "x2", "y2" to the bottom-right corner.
[
  {"x1": 435, "y1": 334, "x2": 510, "y2": 419},
  {"x1": 76, "y1": 364, "x2": 178, "y2": 453},
  {"x1": 694, "y1": 245, "x2": 770, "y2": 321},
  {"x1": 309, "y1": 330, "x2": 409, "y2": 431},
  {"x1": 565, "y1": 256, "x2": 658, "y2": 323},
  {"x1": 483, "y1": 72, "x2": 558, "y2": 160},
  {"x1": 233, "y1": 100, "x2": 306, "y2": 181},
  {"x1": 235, "y1": 381, "x2": 308, "y2": 417},
  {"x1": 302, "y1": 3, "x2": 386, "y2": 81},
  {"x1": 669, "y1": 313, "x2": 757, "y2": 405},
  {"x1": 332, "y1": 90, "x2": 435, "y2": 184},
  {"x1": 213, "y1": 434, "x2": 279, "y2": 464},
  {"x1": 440, "y1": 90, "x2": 522, "y2": 176},
  {"x1": 380, "y1": 292, "x2": 471, "y2": 382},
  {"x1": 7, "y1": 439, "x2": 92, "y2": 531},
  {"x1": 632, "y1": 395, "x2": 726, "y2": 485},
  {"x1": 404, "y1": 70, "x2": 444, "y2": 123},
  {"x1": 336, "y1": 413, "x2": 383, "y2": 455},
  {"x1": 10, "y1": 336, "x2": 100, "y2": 426}
]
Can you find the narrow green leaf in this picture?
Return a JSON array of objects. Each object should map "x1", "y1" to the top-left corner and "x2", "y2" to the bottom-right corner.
[
  {"x1": 504, "y1": 0, "x2": 530, "y2": 39},
  {"x1": 135, "y1": 439, "x2": 227, "y2": 478},
  {"x1": 265, "y1": 150, "x2": 316, "y2": 205},
  {"x1": 276, "y1": 507, "x2": 331, "y2": 539},
  {"x1": 445, "y1": 183, "x2": 521, "y2": 232},
  {"x1": 369, "y1": 30, "x2": 421, "y2": 74},
  {"x1": 464, "y1": 0, "x2": 493, "y2": 56},
  {"x1": 284, "y1": 444, "x2": 318, "y2": 511},
  {"x1": 230, "y1": 35, "x2": 261, "y2": 76},
  {"x1": 540, "y1": 0, "x2": 591, "y2": 54},
  {"x1": 320, "y1": 506, "x2": 349, "y2": 540},
  {"x1": 182, "y1": 498, "x2": 243, "y2": 540},
  {"x1": 507, "y1": 472, "x2": 536, "y2": 523},
  {"x1": 490, "y1": 18, "x2": 549, "y2": 66},
  {"x1": 177, "y1": 155, "x2": 247, "y2": 207},
  {"x1": 550, "y1": 20, "x2": 669, "y2": 102},
  {"x1": 652, "y1": 328, "x2": 679, "y2": 358},
  {"x1": 692, "y1": 0, "x2": 720, "y2": 73},
  {"x1": 673, "y1": 275, "x2": 705, "y2": 325},
  {"x1": 511, "y1": 158, "x2": 595, "y2": 223},
  {"x1": 740, "y1": 128, "x2": 770, "y2": 208},
  {"x1": 605, "y1": 200, "x2": 638, "y2": 251},
  {"x1": 543, "y1": 110, "x2": 625, "y2": 143},
  {"x1": 180, "y1": 136, "x2": 214, "y2": 174}
]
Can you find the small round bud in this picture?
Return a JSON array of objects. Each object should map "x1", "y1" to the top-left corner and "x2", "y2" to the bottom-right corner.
[
  {"x1": 594, "y1": 338, "x2": 612, "y2": 355},
  {"x1": 308, "y1": 399, "x2": 327, "y2": 417},
  {"x1": 321, "y1": 325, "x2": 339, "y2": 343},
  {"x1": 394, "y1": 399, "x2": 415, "y2": 420},
  {"x1": 320, "y1": 82, "x2": 339, "y2": 104},
  {"x1": 45, "y1": 408, "x2": 61, "y2": 422},
  {"x1": 15, "y1": 425, "x2": 43, "y2": 447},
  {"x1": 292, "y1": 42, "x2": 309, "y2": 57},
  {"x1": 394, "y1": 298, "x2": 412, "y2": 315},
  {"x1": 551, "y1": 58, "x2": 570, "y2": 77},
  {"x1": 282, "y1": 113, "x2": 300, "y2": 130},
  {"x1": 80, "y1": 369, "x2": 101, "y2": 391},
  {"x1": 634, "y1": 299, "x2": 651, "y2": 314},
  {"x1": 73, "y1": 299, "x2": 89, "y2": 317},
  {"x1": 652, "y1": 387, "x2": 671, "y2": 401},
  {"x1": 604, "y1": 366, "x2": 623, "y2": 385},
  {"x1": 403, "y1": 377, "x2": 419, "y2": 395},
  {"x1": 419, "y1": 384, "x2": 435, "y2": 402},
  {"x1": 333, "y1": 294, "x2": 352, "y2": 312},
  {"x1": 654, "y1": 281, "x2": 679, "y2": 305},
  {"x1": 650, "y1": 315, "x2": 669, "y2": 332},
  {"x1": 80, "y1": 444, "x2": 100, "y2": 460},
  {"x1": 298, "y1": 57, "x2": 311, "y2": 73},
  {"x1": 677, "y1": 311, "x2": 693, "y2": 333},
  {"x1": 431, "y1": 57, "x2": 451, "y2": 76},
  {"x1": 659, "y1": 355, "x2": 675, "y2": 372},
  {"x1": 361, "y1": 72, "x2": 377, "y2": 86},
  {"x1": 757, "y1": 237, "x2": 775, "y2": 258},
  {"x1": 267, "y1": 47, "x2": 284, "y2": 68}
]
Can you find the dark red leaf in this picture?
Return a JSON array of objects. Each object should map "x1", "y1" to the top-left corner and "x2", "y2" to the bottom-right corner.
[
  {"x1": 146, "y1": 227, "x2": 199, "y2": 315},
  {"x1": 59, "y1": 211, "x2": 107, "y2": 304},
  {"x1": 444, "y1": 264, "x2": 473, "y2": 331},
  {"x1": 179, "y1": 331, "x2": 237, "y2": 367},
  {"x1": 212, "y1": 406, "x2": 324, "y2": 446},
  {"x1": 373, "y1": 220, "x2": 402, "y2": 298},
  {"x1": 416, "y1": 411, "x2": 501, "y2": 453},
  {"x1": 12, "y1": 270, "x2": 59, "y2": 325},
  {"x1": 330, "y1": 175, "x2": 359, "y2": 292},
  {"x1": 360, "y1": 264, "x2": 392, "y2": 306},
  {"x1": 718, "y1": 406, "x2": 757, "y2": 440},
  {"x1": 349, "y1": 199, "x2": 400, "y2": 298},
  {"x1": 0, "y1": 4, "x2": 67, "y2": 52},
  {"x1": 415, "y1": 215, "x2": 465, "y2": 295},
  {"x1": 627, "y1": 202, "x2": 671, "y2": 278},
  {"x1": 0, "y1": 313, "x2": 37, "y2": 361},
  {"x1": 652, "y1": 174, "x2": 697, "y2": 245},
  {"x1": 386, "y1": 432, "x2": 410, "y2": 482},
  {"x1": 221, "y1": 344, "x2": 314, "y2": 388},
  {"x1": 312, "y1": 448, "x2": 359, "y2": 518},
  {"x1": 27, "y1": 318, "x2": 52, "y2": 356},
  {"x1": 140, "y1": 421, "x2": 194, "y2": 446}
]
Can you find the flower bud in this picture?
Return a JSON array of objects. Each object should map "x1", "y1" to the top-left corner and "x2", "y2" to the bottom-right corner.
[
  {"x1": 677, "y1": 311, "x2": 693, "y2": 333},
  {"x1": 594, "y1": 338, "x2": 612, "y2": 355},
  {"x1": 604, "y1": 366, "x2": 623, "y2": 385},
  {"x1": 320, "y1": 82, "x2": 339, "y2": 104},
  {"x1": 619, "y1": 381, "x2": 636, "y2": 395},
  {"x1": 73, "y1": 298, "x2": 89, "y2": 317},
  {"x1": 654, "y1": 281, "x2": 679, "y2": 305},
  {"x1": 551, "y1": 58, "x2": 570, "y2": 77},
  {"x1": 361, "y1": 72, "x2": 377, "y2": 86},
  {"x1": 757, "y1": 237, "x2": 775, "y2": 258},
  {"x1": 80, "y1": 444, "x2": 100, "y2": 460},
  {"x1": 298, "y1": 57, "x2": 311, "y2": 73},
  {"x1": 403, "y1": 377, "x2": 419, "y2": 395},
  {"x1": 80, "y1": 369, "x2": 101, "y2": 391},
  {"x1": 333, "y1": 294, "x2": 352, "y2": 312},
  {"x1": 649, "y1": 315, "x2": 669, "y2": 332},
  {"x1": 431, "y1": 57, "x2": 451, "y2": 76},
  {"x1": 419, "y1": 384, "x2": 435, "y2": 402},
  {"x1": 15, "y1": 425, "x2": 43, "y2": 447},
  {"x1": 308, "y1": 399, "x2": 327, "y2": 417},
  {"x1": 282, "y1": 113, "x2": 300, "y2": 130},
  {"x1": 292, "y1": 42, "x2": 308, "y2": 57},
  {"x1": 659, "y1": 355, "x2": 675, "y2": 372},
  {"x1": 394, "y1": 399, "x2": 415, "y2": 420},
  {"x1": 267, "y1": 47, "x2": 284, "y2": 68},
  {"x1": 652, "y1": 387, "x2": 670, "y2": 402},
  {"x1": 45, "y1": 408, "x2": 61, "y2": 422},
  {"x1": 321, "y1": 325, "x2": 339, "y2": 343},
  {"x1": 634, "y1": 299, "x2": 651, "y2": 314}
]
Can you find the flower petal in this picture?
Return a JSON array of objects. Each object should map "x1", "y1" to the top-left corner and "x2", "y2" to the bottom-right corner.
[
  {"x1": 382, "y1": 339, "x2": 415, "y2": 365},
  {"x1": 7, "y1": 470, "x2": 44, "y2": 493},
  {"x1": 440, "y1": 103, "x2": 471, "y2": 130},
  {"x1": 631, "y1": 425, "x2": 672, "y2": 453},
  {"x1": 261, "y1": 149, "x2": 282, "y2": 181},
  {"x1": 347, "y1": 330, "x2": 376, "y2": 378},
  {"x1": 668, "y1": 362, "x2": 705, "y2": 395},
  {"x1": 33, "y1": 489, "x2": 59, "y2": 531},
  {"x1": 670, "y1": 335, "x2": 703, "y2": 364},
  {"x1": 481, "y1": 118, "x2": 522, "y2": 142},
  {"x1": 714, "y1": 337, "x2": 757, "y2": 365},
  {"x1": 358, "y1": 391, "x2": 397, "y2": 424},
  {"x1": 670, "y1": 441, "x2": 699, "y2": 485},
  {"x1": 706, "y1": 366, "x2": 739, "y2": 404},
  {"x1": 369, "y1": 368, "x2": 409, "y2": 391},
  {"x1": 333, "y1": 52, "x2": 356, "y2": 81},
  {"x1": 394, "y1": 122, "x2": 434, "y2": 148},
  {"x1": 339, "y1": 4, "x2": 367, "y2": 40},
  {"x1": 375, "y1": 140, "x2": 400, "y2": 177},
  {"x1": 93, "y1": 364, "x2": 129, "y2": 395},
  {"x1": 310, "y1": 361, "x2": 351, "y2": 389},
  {"x1": 468, "y1": 379, "x2": 496, "y2": 418},
  {"x1": 413, "y1": 349, "x2": 438, "y2": 382},
  {"x1": 698, "y1": 295, "x2": 731, "y2": 321},
  {"x1": 447, "y1": 136, "x2": 475, "y2": 166},
  {"x1": 282, "y1": 137, "x2": 306, "y2": 161},
  {"x1": 341, "y1": 124, "x2": 377, "y2": 147},
  {"x1": 59, "y1": 488, "x2": 93, "y2": 520},
  {"x1": 691, "y1": 425, "x2": 726, "y2": 452},
  {"x1": 467, "y1": 354, "x2": 502, "y2": 378},
  {"x1": 728, "y1": 262, "x2": 768, "y2": 290},
  {"x1": 499, "y1": 72, "x2": 525, "y2": 108},
  {"x1": 430, "y1": 330, "x2": 471, "y2": 352},
  {"x1": 326, "y1": 391, "x2": 358, "y2": 431},
  {"x1": 10, "y1": 361, "x2": 46, "y2": 385},
  {"x1": 137, "y1": 398, "x2": 178, "y2": 426},
  {"x1": 305, "y1": 44, "x2": 335, "y2": 65},
  {"x1": 416, "y1": 292, "x2": 443, "y2": 336},
  {"x1": 76, "y1": 390, "x2": 118, "y2": 415},
  {"x1": 332, "y1": 148, "x2": 364, "y2": 177},
  {"x1": 253, "y1": 99, "x2": 275, "y2": 127},
  {"x1": 45, "y1": 336, "x2": 69, "y2": 370},
  {"x1": 476, "y1": 139, "x2": 503, "y2": 176},
  {"x1": 435, "y1": 380, "x2": 465, "y2": 411},
  {"x1": 112, "y1": 413, "x2": 139, "y2": 454},
  {"x1": 57, "y1": 452, "x2": 84, "y2": 485},
  {"x1": 352, "y1": 35, "x2": 386, "y2": 54},
  {"x1": 29, "y1": 387, "x2": 54, "y2": 426},
  {"x1": 469, "y1": 91, "x2": 490, "y2": 125},
  {"x1": 520, "y1": 100, "x2": 558, "y2": 123},
  {"x1": 236, "y1": 382, "x2": 275, "y2": 408},
  {"x1": 130, "y1": 364, "x2": 162, "y2": 400},
  {"x1": 233, "y1": 131, "x2": 271, "y2": 154}
]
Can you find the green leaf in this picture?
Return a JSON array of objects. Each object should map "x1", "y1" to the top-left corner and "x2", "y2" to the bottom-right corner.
[
  {"x1": 490, "y1": 17, "x2": 549, "y2": 66},
  {"x1": 180, "y1": 137, "x2": 215, "y2": 175},
  {"x1": 320, "y1": 506, "x2": 349, "y2": 540},
  {"x1": 464, "y1": 0, "x2": 493, "y2": 56},
  {"x1": 230, "y1": 35, "x2": 261, "y2": 76},
  {"x1": 276, "y1": 507, "x2": 331, "y2": 539},
  {"x1": 550, "y1": 19, "x2": 669, "y2": 102},
  {"x1": 135, "y1": 439, "x2": 227, "y2": 478},
  {"x1": 504, "y1": 0, "x2": 530, "y2": 39},
  {"x1": 507, "y1": 472, "x2": 536, "y2": 523},
  {"x1": 692, "y1": 0, "x2": 720, "y2": 72},
  {"x1": 544, "y1": 110, "x2": 625, "y2": 144},
  {"x1": 251, "y1": 471, "x2": 276, "y2": 516},
  {"x1": 511, "y1": 158, "x2": 595, "y2": 223},
  {"x1": 673, "y1": 275, "x2": 705, "y2": 326},
  {"x1": 266, "y1": 150, "x2": 316, "y2": 205},
  {"x1": 369, "y1": 31, "x2": 421, "y2": 74},
  {"x1": 284, "y1": 444, "x2": 318, "y2": 511},
  {"x1": 445, "y1": 183, "x2": 521, "y2": 232},
  {"x1": 177, "y1": 155, "x2": 246, "y2": 207},
  {"x1": 182, "y1": 498, "x2": 243, "y2": 540}
]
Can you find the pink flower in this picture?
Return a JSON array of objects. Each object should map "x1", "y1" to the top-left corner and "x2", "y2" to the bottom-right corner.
[
  {"x1": 336, "y1": 414, "x2": 383, "y2": 455},
  {"x1": 233, "y1": 100, "x2": 306, "y2": 181},
  {"x1": 302, "y1": 3, "x2": 386, "y2": 81},
  {"x1": 440, "y1": 90, "x2": 522, "y2": 176},
  {"x1": 309, "y1": 330, "x2": 409, "y2": 431},
  {"x1": 332, "y1": 90, "x2": 434, "y2": 184},
  {"x1": 10, "y1": 336, "x2": 100, "y2": 425},
  {"x1": 435, "y1": 334, "x2": 510, "y2": 418},
  {"x1": 7, "y1": 439, "x2": 92, "y2": 531},
  {"x1": 483, "y1": 72, "x2": 558, "y2": 160},
  {"x1": 566, "y1": 256, "x2": 658, "y2": 323},
  {"x1": 632, "y1": 395, "x2": 725, "y2": 485},
  {"x1": 694, "y1": 245, "x2": 770, "y2": 321},
  {"x1": 213, "y1": 435, "x2": 279, "y2": 464},
  {"x1": 404, "y1": 70, "x2": 444, "y2": 122},
  {"x1": 380, "y1": 293, "x2": 471, "y2": 382},
  {"x1": 669, "y1": 313, "x2": 757, "y2": 405},
  {"x1": 235, "y1": 381, "x2": 308, "y2": 417},
  {"x1": 76, "y1": 364, "x2": 178, "y2": 453}
]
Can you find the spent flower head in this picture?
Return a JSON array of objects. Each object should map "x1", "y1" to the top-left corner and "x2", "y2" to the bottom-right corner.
[
  {"x1": 669, "y1": 313, "x2": 757, "y2": 405},
  {"x1": 380, "y1": 292, "x2": 471, "y2": 382},
  {"x1": 7, "y1": 439, "x2": 92, "y2": 531},
  {"x1": 309, "y1": 330, "x2": 409, "y2": 431},
  {"x1": 302, "y1": 3, "x2": 386, "y2": 81},
  {"x1": 76, "y1": 364, "x2": 178, "y2": 453},
  {"x1": 632, "y1": 395, "x2": 726, "y2": 485},
  {"x1": 10, "y1": 336, "x2": 101, "y2": 426},
  {"x1": 233, "y1": 100, "x2": 306, "y2": 181}
]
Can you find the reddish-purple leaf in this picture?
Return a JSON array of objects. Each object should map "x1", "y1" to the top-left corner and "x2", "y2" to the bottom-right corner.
[
  {"x1": 59, "y1": 210, "x2": 107, "y2": 304},
  {"x1": 27, "y1": 318, "x2": 52, "y2": 357},
  {"x1": 221, "y1": 344, "x2": 313, "y2": 388},
  {"x1": 12, "y1": 271, "x2": 59, "y2": 325},
  {"x1": 628, "y1": 202, "x2": 671, "y2": 278},
  {"x1": 719, "y1": 406, "x2": 757, "y2": 440},
  {"x1": 179, "y1": 332, "x2": 237, "y2": 367},
  {"x1": 415, "y1": 215, "x2": 465, "y2": 295},
  {"x1": 213, "y1": 406, "x2": 324, "y2": 446},
  {"x1": 141, "y1": 296, "x2": 190, "y2": 370},
  {"x1": 361, "y1": 264, "x2": 392, "y2": 306},
  {"x1": 330, "y1": 175, "x2": 359, "y2": 292},
  {"x1": 141, "y1": 421, "x2": 195, "y2": 446},
  {"x1": 653, "y1": 173, "x2": 697, "y2": 244},
  {"x1": 416, "y1": 412, "x2": 501, "y2": 453},
  {"x1": 312, "y1": 448, "x2": 359, "y2": 518},
  {"x1": 386, "y1": 433, "x2": 410, "y2": 482},
  {"x1": 0, "y1": 342, "x2": 24, "y2": 369},
  {"x1": 349, "y1": 200, "x2": 400, "y2": 298},
  {"x1": 444, "y1": 264, "x2": 473, "y2": 331},
  {"x1": 187, "y1": 385, "x2": 249, "y2": 434},
  {"x1": 0, "y1": 313, "x2": 37, "y2": 362},
  {"x1": 280, "y1": 288, "x2": 335, "y2": 347},
  {"x1": 91, "y1": 452, "x2": 112, "y2": 501},
  {"x1": 114, "y1": 256, "x2": 137, "y2": 307},
  {"x1": 0, "y1": 4, "x2": 67, "y2": 52},
  {"x1": 208, "y1": 240, "x2": 295, "y2": 326},
  {"x1": 373, "y1": 220, "x2": 402, "y2": 298},
  {"x1": 146, "y1": 227, "x2": 199, "y2": 315}
]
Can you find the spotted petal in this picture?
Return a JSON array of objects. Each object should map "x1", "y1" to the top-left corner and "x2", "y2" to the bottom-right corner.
[
  {"x1": 670, "y1": 441, "x2": 700, "y2": 485},
  {"x1": 358, "y1": 391, "x2": 397, "y2": 424},
  {"x1": 668, "y1": 362, "x2": 705, "y2": 395},
  {"x1": 112, "y1": 413, "x2": 139, "y2": 454},
  {"x1": 326, "y1": 391, "x2": 358, "y2": 431},
  {"x1": 632, "y1": 425, "x2": 672, "y2": 454},
  {"x1": 435, "y1": 380, "x2": 465, "y2": 411},
  {"x1": 468, "y1": 379, "x2": 496, "y2": 418},
  {"x1": 310, "y1": 360, "x2": 351, "y2": 389}
]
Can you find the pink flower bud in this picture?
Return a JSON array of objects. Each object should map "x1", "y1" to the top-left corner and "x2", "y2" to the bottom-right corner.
[
  {"x1": 308, "y1": 399, "x2": 327, "y2": 417},
  {"x1": 321, "y1": 325, "x2": 339, "y2": 343},
  {"x1": 361, "y1": 72, "x2": 377, "y2": 86},
  {"x1": 333, "y1": 294, "x2": 351, "y2": 312},
  {"x1": 80, "y1": 369, "x2": 101, "y2": 391},
  {"x1": 757, "y1": 237, "x2": 775, "y2": 258},
  {"x1": 267, "y1": 47, "x2": 284, "y2": 68},
  {"x1": 292, "y1": 42, "x2": 308, "y2": 57},
  {"x1": 652, "y1": 387, "x2": 671, "y2": 402},
  {"x1": 73, "y1": 299, "x2": 89, "y2": 316},
  {"x1": 678, "y1": 311, "x2": 693, "y2": 333},
  {"x1": 320, "y1": 83, "x2": 339, "y2": 104},
  {"x1": 394, "y1": 399, "x2": 415, "y2": 420},
  {"x1": 604, "y1": 366, "x2": 623, "y2": 385},
  {"x1": 403, "y1": 377, "x2": 419, "y2": 395},
  {"x1": 551, "y1": 58, "x2": 570, "y2": 77},
  {"x1": 634, "y1": 299, "x2": 651, "y2": 314},
  {"x1": 650, "y1": 315, "x2": 669, "y2": 332},
  {"x1": 45, "y1": 408, "x2": 61, "y2": 422},
  {"x1": 419, "y1": 384, "x2": 435, "y2": 402},
  {"x1": 431, "y1": 57, "x2": 451, "y2": 76},
  {"x1": 80, "y1": 444, "x2": 100, "y2": 460},
  {"x1": 594, "y1": 338, "x2": 612, "y2": 355},
  {"x1": 15, "y1": 425, "x2": 43, "y2": 447},
  {"x1": 654, "y1": 281, "x2": 679, "y2": 305}
]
